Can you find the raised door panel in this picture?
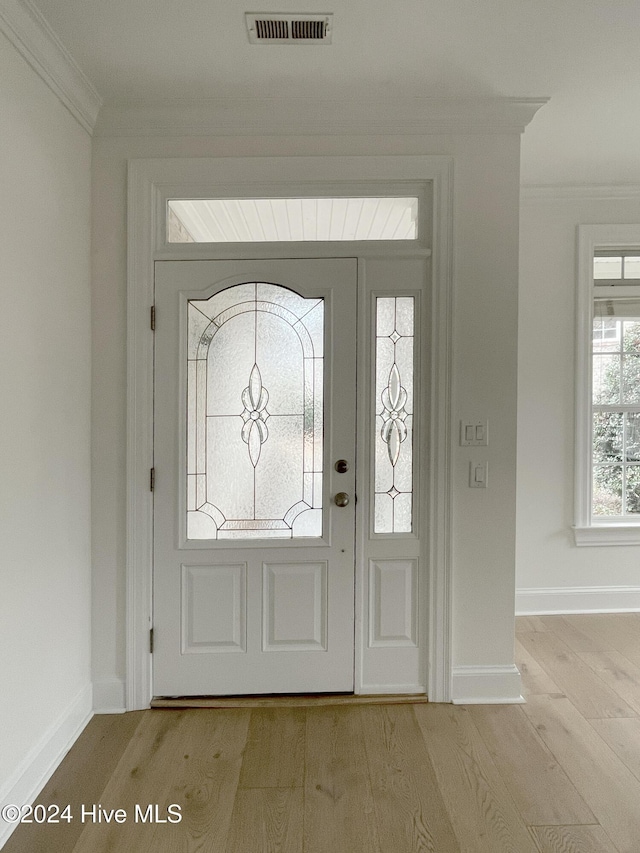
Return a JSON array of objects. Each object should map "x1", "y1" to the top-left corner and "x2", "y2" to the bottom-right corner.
[
  {"x1": 369, "y1": 559, "x2": 418, "y2": 647},
  {"x1": 181, "y1": 564, "x2": 246, "y2": 653},
  {"x1": 263, "y1": 562, "x2": 328, "y2": 651}
]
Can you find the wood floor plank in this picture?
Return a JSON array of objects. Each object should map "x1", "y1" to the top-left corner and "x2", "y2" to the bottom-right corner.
[
  {"x1": 578, "y1": 649, "x2": 640, "y2": 715},
  {"x1": 518, "y1": 630, "x2": 635, "y2": 719},
  {"x1": 361, "y1": 704, "x2": 460, "y2": 853},
  {"x1": 469, "y1": 705, "x2": 595, "y2": 826},
  {"x1": 539, "y1": 616, "x2": 606, "y2": 653},
  {"x1": 516, "y1": 616, "x2": 548, "y2": 633},
  {"x1": 70, "y1": 709, "x2": 250, "y2": 853},
  {"x1": 413, "y1": 704, "x2": 539, "y2": 853},
  {"x1": 590, "y1": 717, "x2": 640, "y2": 783},
  {"x1": 238, "y1": 708, "x2": 305, "y2": 789},
  {"x1": 141, "y1": 709, "x2": 252, "y2": 853},
  {"x1": 530, "y1": 824, "x2": 619, "y2": 853},
  {"x1": 515, "y1": 638, "x2": 561, "y2": 696},
  {"x1": 523, "y1": 693, "x2": 640, "y2": 853},
  {"x1": 304, "y1": 707, "x2": 381, "y2": 853},
  {"x1": 3, "y1": 712, "x2": 143, "y2": 853},
  {"x1": 224, "y1": 788, "x2": 303, "y2": 853},
  {"x1": 564, "y1": 615, "x2": 639, "y2": 662}
]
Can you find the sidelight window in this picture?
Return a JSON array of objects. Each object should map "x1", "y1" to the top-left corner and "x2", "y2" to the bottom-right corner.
[{"x1": 374, "y1": 296, "x2": 415, "y2": 533}]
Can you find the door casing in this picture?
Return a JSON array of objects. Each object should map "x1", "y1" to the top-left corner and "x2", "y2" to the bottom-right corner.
[{"x1": 126, "y1": 157, "x2": 454, "y2": 708}]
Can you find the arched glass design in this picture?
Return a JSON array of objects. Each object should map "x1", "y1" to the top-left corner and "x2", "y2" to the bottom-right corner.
[{"x1": 186, "y1": 282, "x2": 324, "y2": 539}]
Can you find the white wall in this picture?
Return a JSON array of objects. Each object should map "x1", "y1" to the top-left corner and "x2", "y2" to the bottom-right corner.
[
  {"x1": 521, "y1": 95, "x2": 640, "y2": 187},
  {"x1": 91, "y1": 130, "x2": 523, "y2": 704},
  {"x1": 0, "y1": 29, "x2": 92, "y2": 804},
  {"x1": 517, "y1": 190, "x2": 640, "y2": 613}
]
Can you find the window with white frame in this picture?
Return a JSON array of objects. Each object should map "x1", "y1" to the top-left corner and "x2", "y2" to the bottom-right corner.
[
  {"x1": 592, "y1": 290, "x2": 640, "y2": 517},
  {"x1": 575, "y1": 227, "x2": 640, "y2": 545}
]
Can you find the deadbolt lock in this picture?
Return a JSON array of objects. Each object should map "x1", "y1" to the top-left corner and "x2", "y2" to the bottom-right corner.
[{"x1": 334, "y1": 459, "x2": 349, "y2": 473}]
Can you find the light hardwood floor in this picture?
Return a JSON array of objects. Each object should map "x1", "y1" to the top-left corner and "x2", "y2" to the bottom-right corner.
[{"x1": 5, "y1": 614, "x2": 640, "y2": 852}]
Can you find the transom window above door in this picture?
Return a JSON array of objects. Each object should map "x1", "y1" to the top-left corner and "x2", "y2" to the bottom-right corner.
[{"x1": 167, "y1": 197, "x2": 418, "y2": 243}]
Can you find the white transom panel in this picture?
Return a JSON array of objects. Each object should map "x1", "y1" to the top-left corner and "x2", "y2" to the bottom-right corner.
[{"x1": 168, "y1": 197, "x2": 418, "y2": 243}]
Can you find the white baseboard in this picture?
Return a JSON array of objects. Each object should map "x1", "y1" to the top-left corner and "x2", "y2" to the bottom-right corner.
[
  {"x1": 0, "y1": 683, "x2": 93, "y2": 849},
  {"x1": 92, "y1": 677, "x2": 126, "y2": 714},
  {"x1": 451, "y1": 665, "x2": 524, "y2": 705},
  {"x1": 516, "y1": 586, "x2": 640, "y2": 615}
]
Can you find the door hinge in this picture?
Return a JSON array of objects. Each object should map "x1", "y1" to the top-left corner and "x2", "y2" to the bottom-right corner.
[
  {"x1": 150, "y1": 467, "x2": 155, "y2": 492},
  {"x1": 149, "y1": 628, "x2": 154, "y2": 654},
  {"x1": 150, "y1": 305, "x2": 156, "y2": 331}
]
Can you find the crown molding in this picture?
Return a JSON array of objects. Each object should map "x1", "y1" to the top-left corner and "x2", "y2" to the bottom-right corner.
[
  {"x1": 94, "y1": 96, "x2": 548, "y2": 138},
  {"x1": 0, "y1": 0, "x2": 102, "y2": 134},
  {"x1": 522, "y1": 184, "x2": 640, "y2": 200}
]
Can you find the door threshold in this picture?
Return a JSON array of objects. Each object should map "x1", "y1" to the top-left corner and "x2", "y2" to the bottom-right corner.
[{"x1": 151, "y1": 692, "x2": 428, "y2": 709}]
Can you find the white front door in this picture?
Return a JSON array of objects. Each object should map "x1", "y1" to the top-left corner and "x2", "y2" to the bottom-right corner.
[{"x1": 153, "y1": 259, "x2": 357, "y2": 696}]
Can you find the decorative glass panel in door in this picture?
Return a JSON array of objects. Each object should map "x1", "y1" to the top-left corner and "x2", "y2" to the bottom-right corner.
[{"x1": 186, "y1": 283, "x2": 324, "y2": 539}]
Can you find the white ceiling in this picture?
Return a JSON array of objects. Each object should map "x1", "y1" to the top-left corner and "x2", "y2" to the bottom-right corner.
[{"x1": 29, "y1": 0, "x2": 640, "y2": 184}]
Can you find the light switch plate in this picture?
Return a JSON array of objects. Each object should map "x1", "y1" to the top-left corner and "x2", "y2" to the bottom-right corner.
[
  {"x1": 460, "y1": 420, "x2": 489, "y2": 446},
  {"x1": 469, "y1": 461, "x2": 488, "y2": 488}
]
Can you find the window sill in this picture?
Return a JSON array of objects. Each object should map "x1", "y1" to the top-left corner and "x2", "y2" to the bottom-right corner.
[{"x1": 573, "y1": 524, "x2": 640, "y2": 547}]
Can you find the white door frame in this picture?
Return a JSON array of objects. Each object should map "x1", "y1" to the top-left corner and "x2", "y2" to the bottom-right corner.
[{"x1": 126, "y1": 155, "x2": 454, "y2": 709}]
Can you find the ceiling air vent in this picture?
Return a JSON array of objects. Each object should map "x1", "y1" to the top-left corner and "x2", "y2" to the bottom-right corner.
[{"x1": 246, "y1": 13, "x2": 333, "y2": 44}]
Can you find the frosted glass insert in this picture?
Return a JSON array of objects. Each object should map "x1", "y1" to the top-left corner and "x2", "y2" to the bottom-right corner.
[
  {"x1": 374, "y1": 297, "x2": 415, "y2": 533},
  {"x1": 187, "y1": 282, "x2": 324, "y2": 539}
]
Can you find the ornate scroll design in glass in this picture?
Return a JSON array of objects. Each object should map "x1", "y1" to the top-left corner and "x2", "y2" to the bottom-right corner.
[
  {"x1": 375, "y1": 297, "x2": 414, "y2": 533},
  {"x1": 186, "y1": 282, "x2": 324, "y2": 539},
  {"x1": 240, "y1": 364, "x2": 270, "y2": 466},
  {"x1": 381, "y1": 363, "x2": 408, "y2": 465}
]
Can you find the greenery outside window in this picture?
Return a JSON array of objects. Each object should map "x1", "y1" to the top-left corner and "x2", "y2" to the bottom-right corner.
[{"x1": 592, "y1": 300, "x2": 640, "y2": 517}]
